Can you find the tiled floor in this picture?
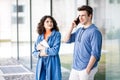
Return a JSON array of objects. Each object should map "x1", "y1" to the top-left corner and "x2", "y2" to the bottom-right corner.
[
  {"x1": 0, "y1": 58, "x2": 34, "y2": 80},
  {"x1": 0, "y1": 58, "x2": 70, "y2": 80}
]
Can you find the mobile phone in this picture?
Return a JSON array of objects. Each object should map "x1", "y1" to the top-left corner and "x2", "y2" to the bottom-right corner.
[{"x1": 74, "y1": 16, "x2": 80, "y2": 25}]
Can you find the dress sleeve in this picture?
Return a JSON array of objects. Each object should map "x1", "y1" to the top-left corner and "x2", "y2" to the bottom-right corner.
[
  {"x1": 32, "y1": 36, "x2": 40, "y2": 58},
  {"x1": 45, "y1": 32, "x2": 61, "y2": 56}
]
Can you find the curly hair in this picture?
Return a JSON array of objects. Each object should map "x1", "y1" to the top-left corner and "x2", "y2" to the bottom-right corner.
[{"x1": 37, "y1": 15, "x2": 59, "y2": 35}]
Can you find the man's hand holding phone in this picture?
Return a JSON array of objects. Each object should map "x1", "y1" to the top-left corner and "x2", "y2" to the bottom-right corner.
[
  {"x1": 62, "y1": 16, "x2": 80, "y2": 43},
  {"x1": 71, "y1": 16, "x2": 80, "y2": 29}
]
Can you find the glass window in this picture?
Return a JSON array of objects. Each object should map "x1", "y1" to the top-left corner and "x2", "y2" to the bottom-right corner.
[
  {"x1": 13, "y1": 5, "x2": 24, "y2": 12},
  {"x1": 12, "y1": 17, "x2": 24, "y2": 24},
  {"x1": 109, "y1": 0, "x2": 114, "y2": 4},
  {"x1": 117, "y1": 0, "x2": 120, "y2": 3}
]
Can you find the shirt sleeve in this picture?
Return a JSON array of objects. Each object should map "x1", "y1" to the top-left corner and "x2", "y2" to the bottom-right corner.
[
  {"x1": 66, "y1": 33, "x2": 76, "y2": 43},
  {"x1": 67, "y1": 29, "x2": 80, "y2": 43},
  {"x1": 91, "y1": 30, "x2": 102, "y2": 61}
]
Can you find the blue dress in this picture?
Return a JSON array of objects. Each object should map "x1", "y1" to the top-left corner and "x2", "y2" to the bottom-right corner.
[{"x1": 32, "y1": 30, "x2": 62, "y2": 80}]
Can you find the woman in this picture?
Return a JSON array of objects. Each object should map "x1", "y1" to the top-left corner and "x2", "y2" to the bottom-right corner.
[{"x1": 32, "y1": 15, "x2": 62, "y2": 80}]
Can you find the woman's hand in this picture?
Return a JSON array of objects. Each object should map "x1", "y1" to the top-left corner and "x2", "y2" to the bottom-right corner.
[{"x1": 37, "y1": 43, "x2": 48, "y2": 56}]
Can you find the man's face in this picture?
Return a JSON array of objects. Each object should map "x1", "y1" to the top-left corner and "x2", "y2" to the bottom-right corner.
[{"x1": 78, "y1": 10, "x2": 92, "y2": 25}]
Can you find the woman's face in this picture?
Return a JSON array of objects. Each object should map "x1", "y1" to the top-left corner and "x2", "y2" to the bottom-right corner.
[{"x1": 44, "y1": 17, "x2": 53, "y2": 30}]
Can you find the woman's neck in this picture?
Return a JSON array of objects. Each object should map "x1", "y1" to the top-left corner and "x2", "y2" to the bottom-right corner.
[
  {"x1": 45, "y1": 30, "x2": 51, "y2": 34},
  {"x1": 44, "y1": 30, "x2": 52, "y2": 40}
]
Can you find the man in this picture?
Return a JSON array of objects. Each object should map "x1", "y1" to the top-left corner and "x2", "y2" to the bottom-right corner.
[{"x1": 63, "y1": 5, "x2": 102, "y2": 80}]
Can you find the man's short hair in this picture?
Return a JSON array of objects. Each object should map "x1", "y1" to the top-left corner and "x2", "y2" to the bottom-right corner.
[{"x1": 77, "y1": 5, "x2": 93, "y2": 16}]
